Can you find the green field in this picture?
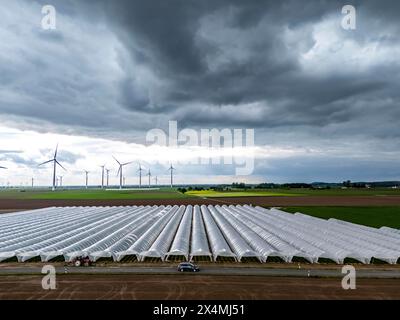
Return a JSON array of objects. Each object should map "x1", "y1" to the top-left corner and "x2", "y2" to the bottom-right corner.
[
  {"x1": 186, "y1": 190, "x2": 300, "y2": 197},
  {"x1": 0, "y1": 188, "x2": 191, "y2": 200},
  {"x1": 186, "y1": 188, "x2": 400, "y2": 198},
  {"x1": 282, "y1": 206, "x2": 400, "y2": 229}
]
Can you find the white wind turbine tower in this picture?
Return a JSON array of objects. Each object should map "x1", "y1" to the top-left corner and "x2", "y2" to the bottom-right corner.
[
  {"x1": 113, "y1": 156, "x2": 133, "y2": 189},
  {"x1": 100, "y1": 165, "x2": 105, "y2": 189},
  {"x1": 154, "y1": 176, "x2": 158, "y2": 186},
  {"x1": 105, "y1": 168, "x2": 111, "y2": 187},
  {"x1": 38, "y1": 144, "x2": 66, "y2": 191},
  {"x1": 84, "y1": 170, "x2": 89, "y2": 189},
  {"x1": 137, "y1": 163, "x2": 144, "y2": 188},
  {"x1": 147, "y1": 169, "x2": 151, "y2": 188},
  {"x1": 58, "y1": 176, "x2": 63, "y2": 187},
  {"x1": 168, "y1": 164, "x2": 175, "y2": 188}
]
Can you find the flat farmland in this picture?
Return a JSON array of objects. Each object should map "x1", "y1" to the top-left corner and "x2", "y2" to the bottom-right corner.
[{"x1": 1, "y1": 274, "x2": 399, "y2": 300}]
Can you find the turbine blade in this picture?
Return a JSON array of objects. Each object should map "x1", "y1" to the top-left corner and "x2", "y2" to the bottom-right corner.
[
  {"x1": 117, "y1": 166, "x2": 121, "y2": 177},
  {"x1": 0, "y1": 166, "x2": 7, "y2": 169},
  {"x1": 55, "y1": 160, "x2": 67, "y2": 171},
  {"x1": 38, "y1": 159, "x2": 53, "y2": 167},
  {"x1": 112, "y1": 156, "x2": 121, "y2": 165},
  {"x1": 54, "y1": 143, "x2": 59, "y2": 159},
  {"x1": 122, "y1": 161, "x2": 133, "y2": 166}
]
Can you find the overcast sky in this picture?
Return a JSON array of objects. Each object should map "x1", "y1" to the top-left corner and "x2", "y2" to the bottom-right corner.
[{"x1": 0, "y1": 0, "x2": 399, "y2": 186}]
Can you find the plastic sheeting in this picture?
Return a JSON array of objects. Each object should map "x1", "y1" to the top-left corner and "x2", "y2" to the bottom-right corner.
[
  {"x1": 166, "y1": 206, "x2": 193, "y2": 260},
  {"x1": 200, "y1": 205, "x2": 236, "y2": 261},
  {"x1": 190, "y1": 205, "x2": 212, "y2": 260},
  {"x1": 0, "y1": 205, "x2": 399, "y2": 264}
]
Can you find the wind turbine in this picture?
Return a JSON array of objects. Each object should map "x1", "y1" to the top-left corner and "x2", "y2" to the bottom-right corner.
[
  {"x1": 84, "y1": 170, "x2": 89, "y2": 189},
  {"x1": 38, "y1": 144, "x2": 66, "y2": 191},
  {"x1": 137, "y1": 163, "x2": 145, "y2": 188},
  {"x1": 123, "y1": 176, "x2": 126, "y2": 186},
  {"x1": 31, "y1": 177, "x2": 34, "y2": 188},
  {"x1": 58, "y1": 176, "x2": 63, "y2": 187},
  {"x1": 105, "y1": 168, "x2": 111, "y2": 187},
  {"x1": 113, "y1": 156, "x2": 133, "y2": 189},
  {"x1": 100, "y1": 165, "x2": 105, "y2": 189},
  {"x1": 154, "y1": 176, "x2": 158, "y2": 186},
  {"x1": 147, "y1": 169, "x2": 151, "y2": 188},
  {"x1": 168, "y1": 164, "x2": 175, "y2": 188}
]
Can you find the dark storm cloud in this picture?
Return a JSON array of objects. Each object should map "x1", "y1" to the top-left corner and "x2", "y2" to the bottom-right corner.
[
  {"x1": 1, "y1": 0, "x2": 398, "y2": 133},
  {"x1": 1, "y1": 0, "x2": 400, "y2": 181},
  {"x1": 86, "y1": 0, "x2": 399, "y2": 133}
]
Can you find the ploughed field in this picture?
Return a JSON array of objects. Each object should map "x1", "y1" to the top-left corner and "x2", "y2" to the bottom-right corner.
[{"x1": 1, "y1": 274, "x2": 399, "y2": 300}]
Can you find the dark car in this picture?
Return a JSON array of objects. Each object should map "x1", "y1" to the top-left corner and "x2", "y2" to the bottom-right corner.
[{"x1": 177, "y1": 262, "x2": 200, "y2": 272}]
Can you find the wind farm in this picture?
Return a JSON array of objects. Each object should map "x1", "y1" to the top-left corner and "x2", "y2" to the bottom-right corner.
[{"x1": 0, "y1": 143, "x2": 177, "y2": 199}]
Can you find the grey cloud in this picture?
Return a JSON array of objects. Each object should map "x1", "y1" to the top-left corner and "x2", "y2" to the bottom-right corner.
[
  {"x1": 0, "y1": 0, "x2": 399, "y2": 181},
  {"x1": 0, "y1": 154, "x2": 37, "y2": 167},
  {"x1": 39, "y1": 148, "x2": 83, "y2": 165}
]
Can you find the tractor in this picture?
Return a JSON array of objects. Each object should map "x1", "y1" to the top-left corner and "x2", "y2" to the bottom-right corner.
[{"x1": 70, "y1": 256, "x2": 93, "y2": 267}]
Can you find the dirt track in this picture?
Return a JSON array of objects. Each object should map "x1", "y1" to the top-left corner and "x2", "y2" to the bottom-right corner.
[
  {"x1": 1, "y1": 196, "x2": 400, "y2": 210},
  {"x1": 0, "y1": 274, "x2": 399, "y2": 299}
]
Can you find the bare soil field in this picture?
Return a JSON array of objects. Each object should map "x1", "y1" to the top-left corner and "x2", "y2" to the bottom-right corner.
[
  {"x1": 0, "y1": 274, "x2": 399, "y2": 299},
  {"x1": 1, "y1": 196, "x2": 400, "y2": 211}
]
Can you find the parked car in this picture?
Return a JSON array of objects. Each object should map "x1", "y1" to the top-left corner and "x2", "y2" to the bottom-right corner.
[{"x1": 177, "y1": 262, "x2": 200, "y2": 272}]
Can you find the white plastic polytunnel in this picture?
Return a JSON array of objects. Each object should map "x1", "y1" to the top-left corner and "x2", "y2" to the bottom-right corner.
[
  {"x1": 113, "y1": 206, "x2": 179, "y2": 261},
  {"x1": 0, "y1": 205, "x2": 399, "y2": 264},
  {"x1": 166, "y1": 206, "x2": 193, "y2": 260},
  {"x1": 252, "y1": 206, "x2": 400, "y2": 264},
  {"x1": 265, "y1": 207, "x2": 373, "y2": 263},
  {"x1": 227, "y1": 205, "x2": 304, "y2": 262},
  {"x1": 88, "y1": 206, "x2": 163, "y2": 261},
  {"x1": 380, "y1": 226, "x2": 400, "y2": 237},
  {"x1": 207, "y1": 206, "x2": 262, "y2": 262},
  {"x1": 200, "y1": 205, "x2": 236, "y2": 261},
  {"x1": 32, "y1": 206, "x2": 143, "y2": 262},
  {"x1": 109, "y1": 206, "x2": 168, "y2": 261},
  {"x1": 190, "y1": 205, "x2": 212, "y2": 260},
  {"x1": 214, "y1": 205, "x2": 287, "y2": 262},
  {"x1": 139, "y1": 206, "x2": 185, "y2": 261}
]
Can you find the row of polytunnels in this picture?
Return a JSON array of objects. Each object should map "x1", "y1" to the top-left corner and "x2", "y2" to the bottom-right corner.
[{"x1": 0, "y1": 205, "x2": 399, "y2": 264}]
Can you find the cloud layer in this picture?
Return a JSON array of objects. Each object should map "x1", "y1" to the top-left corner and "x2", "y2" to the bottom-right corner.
[{"x1": 0, "y1": 0, "x2": 399, "y2": 184}]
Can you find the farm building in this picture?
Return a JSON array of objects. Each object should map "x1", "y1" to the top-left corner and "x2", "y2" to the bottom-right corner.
[{"x1": 0, "y1": 205, "x2": 399, "y2": 264}]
